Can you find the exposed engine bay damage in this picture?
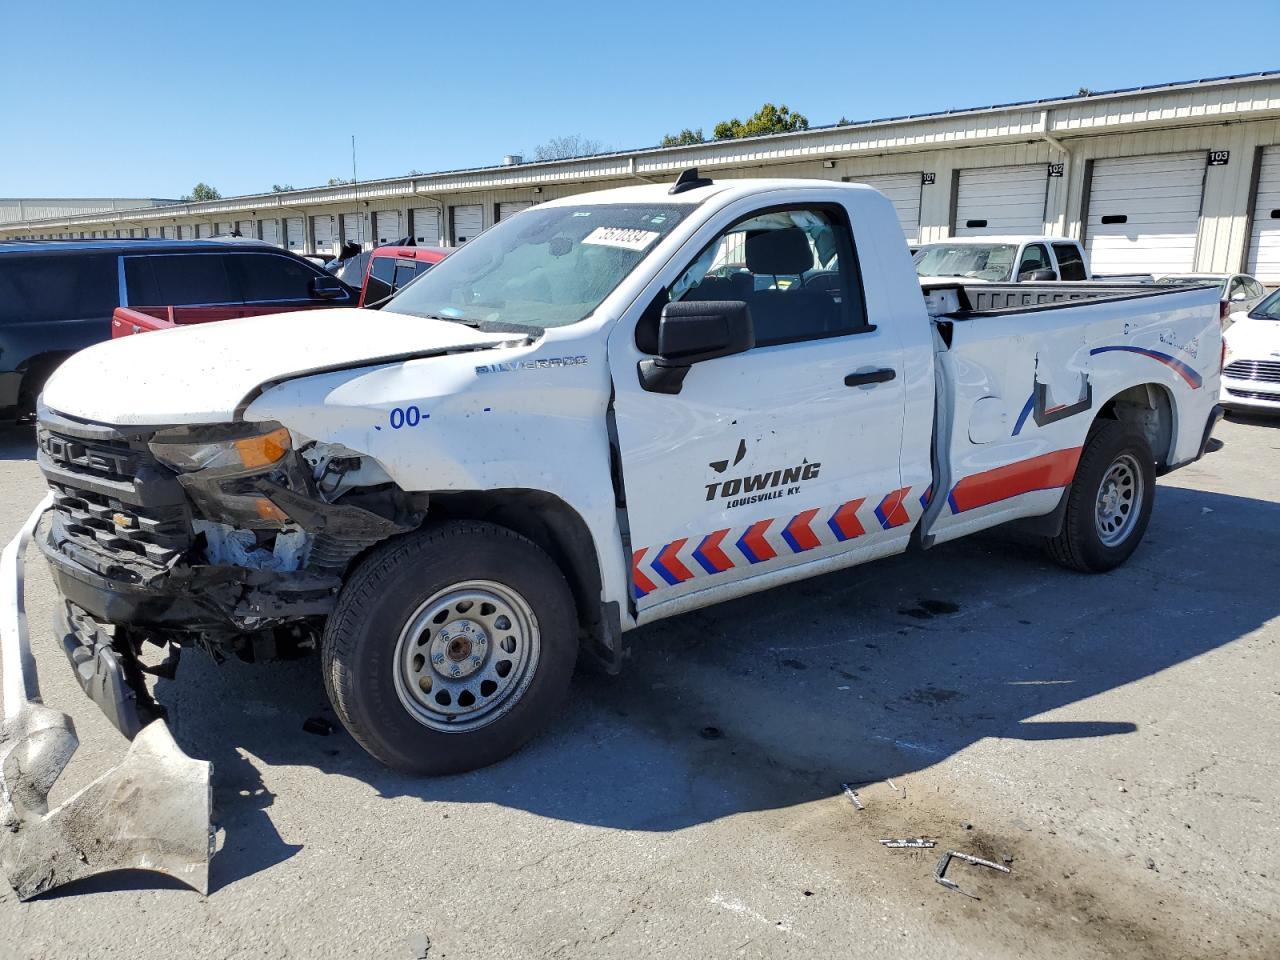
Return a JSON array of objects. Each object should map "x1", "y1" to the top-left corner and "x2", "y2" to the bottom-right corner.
[
  {"x1": 1, "y1": 497, "x2": 213, "y2": 901},
  {"x1": 37, "y1": 410, "x2": 424, "y2": 740}
]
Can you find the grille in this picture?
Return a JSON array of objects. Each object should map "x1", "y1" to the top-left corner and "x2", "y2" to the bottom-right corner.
[
  {"x1": 37, "y1": 421, "x2": 192, "y2": 576},
  {"x1": 1224, "y1": 387, "x2": 1280, "y2": 403},
  {"x1": 1224, "y1": 359, "x2": 1280, "y2": 383}
]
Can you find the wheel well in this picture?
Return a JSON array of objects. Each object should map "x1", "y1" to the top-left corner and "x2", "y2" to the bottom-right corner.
[
  {"x1": 426, "y1": 489, "x2": 622, "y2": 671},
  {"x1": 1096, "y1": 383, "x2": 1174, "y2": 471},
  {"x1": 17, "y1": 351, "x2": 72, "y2": 412}
]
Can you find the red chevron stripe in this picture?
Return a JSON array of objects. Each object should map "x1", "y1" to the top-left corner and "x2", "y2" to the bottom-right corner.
[
  {"x1": 877, "y1": 487, "x2": 912, "y2": 529},
  {"x1": 828, "y1": 498, "x2": 866, "y2": 541},
  {"x1": 631, "y1": 548, "x2": 657, "y2": 597},
  {"x1": 739, "y1": 519, "x2": 777, "y2": 563},
  {"x1": 783, "y1": 508, "x2": 821, "y2": 552},
  {"x1": 655, "y1": 538, "x2": 695, "y2": 583},
  {"x1": 694, "y1": 529, "x2": 734, "y2": 573}
]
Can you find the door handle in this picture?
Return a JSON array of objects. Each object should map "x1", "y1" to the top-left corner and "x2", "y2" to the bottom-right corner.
[{"x1": 844, "y1": 368, "x2": 896, "y2": 387}]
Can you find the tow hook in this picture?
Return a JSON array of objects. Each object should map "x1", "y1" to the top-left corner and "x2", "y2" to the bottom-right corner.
[{"x1": 0, "y1": 495, "x2": 213, "y2": 901}]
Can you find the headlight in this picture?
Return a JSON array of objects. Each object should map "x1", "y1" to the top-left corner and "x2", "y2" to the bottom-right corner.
[{"x1": 150, "y1": 425, "x2": 292, "y2": 473}]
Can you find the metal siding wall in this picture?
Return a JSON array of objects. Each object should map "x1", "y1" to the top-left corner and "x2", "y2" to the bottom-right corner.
[{"x1": 1247, "y1": 145, "x2": 1280, "y2": 282}]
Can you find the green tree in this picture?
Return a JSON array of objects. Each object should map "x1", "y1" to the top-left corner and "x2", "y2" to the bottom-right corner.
[
  {"x1": 660, "y1": 128, "x2": 704, "y2": 146},
  {"x1": 327, "y1": 177, "x2": 354, "y2": 186},
  {"x1": 1077, "y1": 87, "x2": 1094, "y2": 97},
  {"x1": 181, "y1": 182, "x2": 222, "y2": 202},
  {"x1": 713, "y1": 103, "x2": 809, "y2": 140},
  {"x1": 271, "y1": 183, "x2": 295, "y2": 193}
]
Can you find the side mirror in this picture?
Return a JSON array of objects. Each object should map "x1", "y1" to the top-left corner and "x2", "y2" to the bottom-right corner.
[
  {"x1": 1020, "y1": 268, "x2": 1058, "y2": 281},
  {"x1": 1230, "y1": 291, "x2": 1249, "y2": 302},
  {"x1": 638, "y1": 300, "x2": 754, "y2": 394},
  {"x1": 310, "y1": 274, "x2": 347, "y2": 300}
]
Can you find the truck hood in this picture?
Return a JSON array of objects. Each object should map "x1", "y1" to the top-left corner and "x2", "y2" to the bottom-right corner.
[
  {"x1": 41, "y1": 308, "x2": 519, "y2": 426},
  {"x1": 1224, "y1": 315, "x2": 1280, "y2": 361}
]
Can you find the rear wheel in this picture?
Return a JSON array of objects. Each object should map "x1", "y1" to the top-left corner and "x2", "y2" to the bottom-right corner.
[
  {"x1": 1042, "y1": 420, "x2": 1156, "y2": 573},
  {"x1": 322, "y1": 521, "x2": 577, "y2": 774}
]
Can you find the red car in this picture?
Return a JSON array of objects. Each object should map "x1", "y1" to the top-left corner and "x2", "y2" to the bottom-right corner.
[
  {"x1": 357, "y1": 244, "x2": 450, "y2": 306},
  {"x1": 113, "y1": 244, "x2": 451, "y2": 336}
]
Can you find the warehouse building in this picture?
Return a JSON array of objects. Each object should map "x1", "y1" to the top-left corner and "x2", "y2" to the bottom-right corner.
[
  {"x1": 5, "y1": 71, "x2": 1280, "y2": 281},
  {"x1": 0, "y1": 197, "x2": 175, "y2": 225}
]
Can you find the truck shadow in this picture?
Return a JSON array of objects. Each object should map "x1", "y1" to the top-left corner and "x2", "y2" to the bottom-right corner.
[{"x1": 161, "y1": 481, "x2": 1279, "y2": 889}]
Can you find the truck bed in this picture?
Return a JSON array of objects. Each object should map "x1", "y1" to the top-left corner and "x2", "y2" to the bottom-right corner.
[{"x1": 921, "y1": 280, "x2": 1217, "y2": 318}]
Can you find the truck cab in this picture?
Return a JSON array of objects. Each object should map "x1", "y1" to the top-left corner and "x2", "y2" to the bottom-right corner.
[{"x1": 913, "y1": 235, "x2": 1090, "y2": 284}]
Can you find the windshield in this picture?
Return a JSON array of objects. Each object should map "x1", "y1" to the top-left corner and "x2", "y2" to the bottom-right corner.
[
  {"x1": 386, "y1": 203, "x2": 691, "y2": 329},
  {"x1": 913, "y1": 243, "x2": 1017, "y2": 281},
  {"x1": 1249, "y1": 288, "x2": 1280, "y2": 320}
]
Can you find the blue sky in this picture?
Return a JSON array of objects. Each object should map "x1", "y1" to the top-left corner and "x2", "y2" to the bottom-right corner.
[{"x1": 2, "y1": 0, "x2": 1276, "y2": 199}]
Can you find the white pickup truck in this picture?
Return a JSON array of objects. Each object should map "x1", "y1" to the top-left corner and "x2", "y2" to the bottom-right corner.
[{"x1": 4, "y1": 173, "x2": 1224, "y2": 858}]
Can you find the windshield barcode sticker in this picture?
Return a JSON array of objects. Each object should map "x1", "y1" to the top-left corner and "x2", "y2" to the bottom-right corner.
[{"x1": 581, "y1": 226, "x2": 661, "y2": 251}]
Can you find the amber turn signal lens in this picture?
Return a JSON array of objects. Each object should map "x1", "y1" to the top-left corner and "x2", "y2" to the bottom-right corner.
[
  {"x1": 233, "y1": 428, "x2": 291, "y2": 469},
  {"x1": 254, "y1": 498, "x2": 291, "y2": 523}
]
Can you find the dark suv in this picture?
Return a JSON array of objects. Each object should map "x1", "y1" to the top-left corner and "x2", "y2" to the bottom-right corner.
[{"x1": 0, "y1": 239, "x2": 356, "y2": 419}]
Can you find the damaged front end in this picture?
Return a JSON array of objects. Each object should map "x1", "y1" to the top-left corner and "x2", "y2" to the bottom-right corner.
[
  {"x1": 36, "y1": 404, "x2": 422, "y2": 737},
  {"x1": 0, "y1": 406, "x2": 421, "y2": 899},
  {"x1": 1, "y1": 496, "x2": 213, "y2": 900}
]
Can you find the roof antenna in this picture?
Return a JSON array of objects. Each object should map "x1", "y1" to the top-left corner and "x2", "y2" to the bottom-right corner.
[{"x1": 669, "y1": 167, "x2": 714, "y2": 195}]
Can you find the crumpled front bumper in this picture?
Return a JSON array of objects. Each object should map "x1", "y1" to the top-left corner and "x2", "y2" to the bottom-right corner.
[{"x1": 0, "y1": 496, "x2": 212, "y2": 900}]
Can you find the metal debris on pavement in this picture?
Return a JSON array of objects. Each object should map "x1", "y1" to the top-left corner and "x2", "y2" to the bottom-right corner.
[
  {"x1": 841, "y1": 783, "x2": 864, "y2": 810},
  {"x1": 879, "y1": 838, "x2": 937, "y2": 848},
  {"x1": 934, "y1": 850, "x2": 1012, "y2": 899},
  {"x1": 886, "y1": 777, "x2": 905, "y2": 798}
]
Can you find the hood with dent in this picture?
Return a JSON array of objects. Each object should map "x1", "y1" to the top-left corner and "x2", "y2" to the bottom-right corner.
[{"x1": 42, "y1": 308, "x2": 516, "y2": 425}]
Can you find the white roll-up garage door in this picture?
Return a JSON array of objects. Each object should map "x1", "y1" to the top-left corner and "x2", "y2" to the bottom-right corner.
[
  {"x1": 260, "y1": 219, "x2": 281, "y2": 247},
  {"x1": 1247, "y1": 146, "x2": 1280, "y2": 284},
  {"x1": 342, "y1": 213, "x2": 367, "y2": 249},
  {"x1": 284, "y1": 217, "x2": 305, "y2": 252},
  {"x1": 178, "y1": 225, "x2": 193, "y2": 239},
  {"x1": 496, "y1": 200, "x2": 534, "y2": 221},
  {"x1": 215, "y1": 222, "x2": 233, "y2": 236},
  {"x1": 312, "y1": 215, "x2": 336, "y2": 255},
  {"x1": 196, "y1": 223, "x2": 211, "y2": 238},
  {"x1": 954, "y1": 164, "x2": 1047, "y2": 236},
  {"x1": 451, "y1": 204, "x2": 484, "y2": 245},
  {"x1": 236, "y1": 219, "x2": 256, "y2": 238},
  {"x1": 847, "y1": 174, "x2": 921, "y2": 243},
  {"x1": 374, "y1": 210, "x2": 403, "y2": 246},
  {"x1": 1086, "y1": 152, "x2": 1205, "y2": 275},
  {"x1": 410, "y1": 207, "x2": 441, "y2": 245}
]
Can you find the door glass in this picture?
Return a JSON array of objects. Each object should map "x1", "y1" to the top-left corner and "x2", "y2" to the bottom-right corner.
[
  {"x1": 365, "y1": 256, "x2": 395, "y2": 302},
  {"x1": 0, "y1": 254, "x2": 117, "y2": 323},
  {"x1": 393, "y1": 260, "x2": 421, "y2": 292},
  {"x1": 234, "y1": 254, "x2": 323, "y2": 301},
  {"x1": 125, "y1": 254, "x2": 236, "y2": 305},
  {"x1": 1051, "y1": 243, "x2": 1087, "y2": 281},
  {"x1": 662, "y1": 207, "x2": 866, "y2": 348},
  {"x1": 1017, "y1": 243, "x2": 1050, "y2": 278}
]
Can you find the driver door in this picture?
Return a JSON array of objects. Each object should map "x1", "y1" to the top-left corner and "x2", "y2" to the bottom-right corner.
[{"x1": 608, "y1": 199, "x2": 913, "y2": 619}]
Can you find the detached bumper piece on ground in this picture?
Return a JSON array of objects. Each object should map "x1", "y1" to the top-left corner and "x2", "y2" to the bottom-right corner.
[{"x1": 0, "y1": 496, "x2": 212, "y2": 901}]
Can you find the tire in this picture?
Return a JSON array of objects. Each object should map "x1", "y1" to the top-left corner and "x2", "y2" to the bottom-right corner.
[
  {"x1": 322, "y1": 521, "x2": 577, "y2": 775},
  {"x1": 1042, "y1": 420, "x2": 1156, "y2": 573}
]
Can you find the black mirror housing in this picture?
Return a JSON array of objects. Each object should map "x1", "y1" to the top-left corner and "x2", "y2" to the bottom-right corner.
[
  {"x1": 311, "y1": 274, "x2": 348, "y2": 300},
  {"x1": 1020, "y1": 268, "x2": 1058, "y2": 282},
  {"x1": 639, "y1": 300, "x2": 754, "y2": 394}
]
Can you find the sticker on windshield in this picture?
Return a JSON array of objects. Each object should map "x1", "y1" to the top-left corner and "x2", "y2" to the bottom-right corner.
[{"x1": 581, "y1": 226, "x2": 661, "y2": 251}]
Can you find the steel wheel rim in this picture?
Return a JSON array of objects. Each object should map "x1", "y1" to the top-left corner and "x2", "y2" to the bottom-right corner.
[
  {"x1": 1094, "y1": 453, "x2": 1143, "y2": 547},
  {"x1": 393, "y1": 580, "x2": 540, "y2": 733}
]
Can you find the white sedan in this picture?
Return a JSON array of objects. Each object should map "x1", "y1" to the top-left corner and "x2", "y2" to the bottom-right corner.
[{"x1": 1222, "y1": 287, "x2": 1280, "y2": 415}]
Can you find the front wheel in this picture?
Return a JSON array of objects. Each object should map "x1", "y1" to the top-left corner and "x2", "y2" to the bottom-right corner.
[
  {"x1": 1042, "y1": 420, "x2": 1156, "y2": 573},
  {"x1": 322, "y1": 521, "x2": 578, "y2": 775}
]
